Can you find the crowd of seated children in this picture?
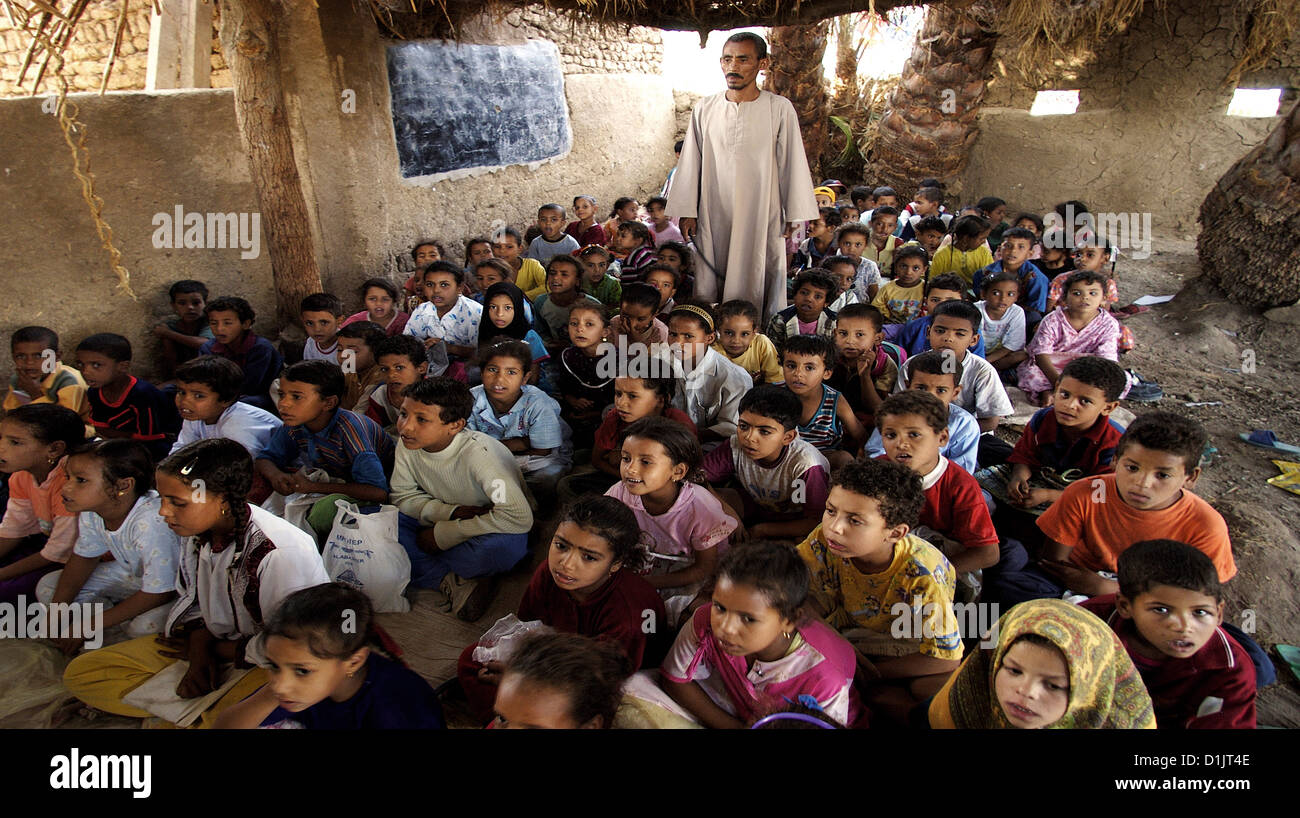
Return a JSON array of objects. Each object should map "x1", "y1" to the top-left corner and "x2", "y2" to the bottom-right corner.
[
  {"x1": 781, "y1": 336, "x2": 867, "y2": 471},
  {"x1": 14, "y1": 179, "x2": 1260, "y2": 732},
  {"x1": 703, "y1": 385, "x2": 829, "y2": 541},
  {"x1": 456, "y1": 494, "x2": 665, "y2": 722}
]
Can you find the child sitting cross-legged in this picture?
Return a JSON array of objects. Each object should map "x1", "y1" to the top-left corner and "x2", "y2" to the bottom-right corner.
[
  {"x1": 214, "y1": 582, "x2": 444, "y2": 729},
  {"x1": 607, "y1": 416, "x2": 736, "y2": 618},
  {"x1": 74, "y1": 333, "x2": 178, "y2": 461},
  {"x1": 1080, "y1": 539, "x2": 1256, "y2": 729},
  {"x1": 827, "y1": 304, "x2": 899, "y2": 427},
  {"x1": 797, "y1": 449, "x2": 963, "y2": 720},
  {"x1": 661, "y1": 540, "x2": 862, "y2": 728},
  {"x1": 874, "y1": 391, "x2": 999, "y2": 586},
  {"x1": 152, "y1": 280, "x2": 214, "y2": 379},
  {"x1": 926, "y1": 598, "x2": 1155, "y2": 729},
  {"x1": 392, "y1": 377, "x2": 534, "y2": 621},
  {"x1": 976, "y1": 272, "x2": 1028, "y2": 377},
  {"x1": 62, "y1": 438, "x2": 329, "y2": 728},
  {"x1": 255, "y1": 360, "x2": 394, "y2": 541},
  {"x1": 38, "y1": 440, "x2": 182, "y2": 650},
  {"x1": 491, "y1": 631, "x2": 631, "y2": 729},
  {"x1": 1016, "y1": 270, "x2": 1125, "y2": 406},
  {"x1": 712, "y1": 299, "x2": 783, "y2": 386},
  {"x1": 366, "y1": 335, "x2": 428, "y2": 435},
  {"x1": 988, "y1": 412, "x2": 1236, "y2": 608},
  {"x1": 703, "y1": 385, "x2": 829, "y2": 541},
  {"x1": 871, "y1": 245, "x2": 929, "y2": 325},
  {"x1": 781, "y1": 335, "x2": 867, "y2": 471},
  {"x1": 766, "y1": 269, "x2": 838, "y2": 357},
  {"x1": 456, "y1": 494, "x2": 665, "y2": 722},
  {"x1": 467, "y1": 340, "x2": 573, "y2": 504},
  {"x1": 865, "y1": 350, "x2": 980, "y2": 475},
  {"x1": 198, "y1": 297, "x2": 283, "y2": 412},
  {"x1": 300, "y1": 292, "x2": 346, "y2": 364}
]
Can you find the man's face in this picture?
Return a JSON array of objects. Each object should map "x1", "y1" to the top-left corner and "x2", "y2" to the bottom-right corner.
[{"x1": 720, "y1": 39, "x2": 767, "y2": 93}]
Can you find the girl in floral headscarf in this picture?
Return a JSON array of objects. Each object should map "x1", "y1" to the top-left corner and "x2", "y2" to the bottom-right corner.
[{"x1": 928, "y1": 598, "x2": 1155, "y2": 729}]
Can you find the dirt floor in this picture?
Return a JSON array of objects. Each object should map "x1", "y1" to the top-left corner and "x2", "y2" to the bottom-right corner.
[{"x1": 11, "y1": 238, "x2": 1298, "y2": 730}]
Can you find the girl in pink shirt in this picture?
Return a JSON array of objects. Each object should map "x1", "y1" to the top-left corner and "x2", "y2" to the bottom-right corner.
[
  {"x1": 0, "y1": 404, "x2": 86, "y2": 602},
  {"x1": 660, "y1": 541, "x2": 862, "y2": 728},
  {"x1": 605, "y1": 416, "x2": 735, "y2": 614},
  {"x1": 340, "y1": 278, "x2": 409, "y2": 336}
]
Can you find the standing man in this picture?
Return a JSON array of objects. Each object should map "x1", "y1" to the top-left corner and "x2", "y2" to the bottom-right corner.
[{"x1": 667, "y1": 32, "x2": 819, "y2": 322}]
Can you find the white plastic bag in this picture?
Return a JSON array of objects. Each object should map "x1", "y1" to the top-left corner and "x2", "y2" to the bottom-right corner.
[
  {"x1": 322, "y1": 500, "x2": 411, "y2": 613},
  {"x1": 470, "y1": 614, "x2": 552, "y2": 665},
  {"x1": 260, "y1": 469, "x2": 341, "y2": 535}
]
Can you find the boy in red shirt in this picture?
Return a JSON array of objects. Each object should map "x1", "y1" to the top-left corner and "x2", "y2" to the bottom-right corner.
[
  {"x1": 1080, "y1": 539, "x2": 1255, "y2": 729},
  {"x1": 875, "y1": 391, "x2": 998, "y2": 577}
]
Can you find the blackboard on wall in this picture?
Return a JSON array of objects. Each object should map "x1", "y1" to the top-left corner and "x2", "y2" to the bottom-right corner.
[{"x1": 386, "y1": 39, "x2": 572, "y2": 180}]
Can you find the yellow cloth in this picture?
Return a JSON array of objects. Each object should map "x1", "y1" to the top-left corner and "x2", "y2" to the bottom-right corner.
[
  {"x1": 930, "y1": 245, "x2": 994, "y2": 289},
  {"x1": 3, "y1": 363, "x2": 92, "y2": 435},
  {"x1": 871, "y1": 280, "x2": 926, "y2": 324},
  {"x1": 796, "y1": 525, "x2": 963, "y2": 661},
  {"x1": 713, "y1": 333, "x2": 783, "y2": 386},
  {"x1": 62, "y1": 635, "x2": 268, "y2": 729},
  {"x1": 929, "y1": 598, "x2": 1156, "y2": 729},
  {"x1": 516, "y1": 258, "x2": 548, "y2": 301}
]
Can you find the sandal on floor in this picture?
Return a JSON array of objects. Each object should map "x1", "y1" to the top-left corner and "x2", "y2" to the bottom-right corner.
[
  {"x1": 1124, "y1": 370, "x2": 1163, "y2": 402},
  {"x1": 1239, "y1": 429, "x2": 1300, "y2": 455}
]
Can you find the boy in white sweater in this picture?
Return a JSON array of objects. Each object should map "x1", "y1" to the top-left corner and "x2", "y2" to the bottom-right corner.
[{"x1": 391, "y1": 377, "x2": 535, "y2": 620}]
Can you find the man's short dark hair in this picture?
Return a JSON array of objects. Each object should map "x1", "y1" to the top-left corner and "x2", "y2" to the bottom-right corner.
[
  {"x1": 1059, "y1": 356, "x2": 1127, "y2": 402},
  {"x1": 281, "y1": 360, "x2": 345, "y2": 402},
  {"x1": 738, "y1": 384, "x2": 802, "y2": 432},
  {"x1": 725, "y1": 31, "x2": 768, "y2": 59},
  {"x1": 1118, "y1": 539, "x2": 1221, "y2": 603},
  {"x1": 829, "y1": 458, "x2": 925, "y2": 529},
  {"x1": 404, "y1": 376, "x2": 473, "y2": 423},
  {"x1": 1116, "y1": 412, "x2": 1207, "y2": 475}
]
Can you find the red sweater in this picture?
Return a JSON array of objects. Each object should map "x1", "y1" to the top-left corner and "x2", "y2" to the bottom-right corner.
[
  {"x1": 917, "y1": 457, "x2": 999, "y2": 551},
  {"x1": 1081, "y1": 594, "x2": 1256, "y2": 729}
]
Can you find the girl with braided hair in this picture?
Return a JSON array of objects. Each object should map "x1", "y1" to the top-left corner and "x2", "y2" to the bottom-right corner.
[{"x1": 62, "y1": 438, "x2": 329, "y2": 728}]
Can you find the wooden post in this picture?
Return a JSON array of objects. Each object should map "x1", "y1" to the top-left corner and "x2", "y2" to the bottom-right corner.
[
  {"x1": 218, "y1": 0, "x2": 322, "y2": 327},
  {"x1": 146, "y1": 0, "x2": 213, "y2": 90}
]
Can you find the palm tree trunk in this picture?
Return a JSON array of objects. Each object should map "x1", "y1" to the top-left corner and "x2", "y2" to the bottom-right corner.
[
  {"x1": 219, "y1": 0, "x2": 323, "y2": 328},
  {"x1": 870, "y1": 3, "x2": 999, "y2": 197},
  {"x1": 767, "y1": 22, "x2": 831, "y2": 181},
  {"x1": 1198, "y1": 98, "x2": 1300, "y2": 308}
]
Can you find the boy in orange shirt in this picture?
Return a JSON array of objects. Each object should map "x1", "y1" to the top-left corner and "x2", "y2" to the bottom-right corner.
[{"x1": 987, "y1": 411, "x2": 1233, "y2": 606}]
